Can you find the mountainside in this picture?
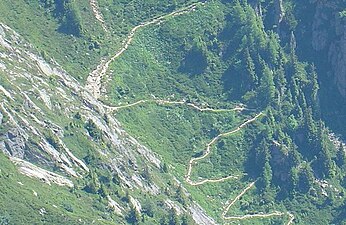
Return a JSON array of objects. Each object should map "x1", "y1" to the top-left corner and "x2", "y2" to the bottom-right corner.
[{"x1": 1, "y1": 0, "x2": 346, "y2": 225}]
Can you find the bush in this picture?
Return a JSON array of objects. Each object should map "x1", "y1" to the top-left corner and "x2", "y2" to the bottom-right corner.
[
  {"x1": 62, "y1": 202, "x2": 74, "y2": 212},
  {"x1": 85, "y1": 120, "x2": 102, "y2": 140},
  {"x1": 0, "y1": 214, "x2": 10, "y2": 225}
]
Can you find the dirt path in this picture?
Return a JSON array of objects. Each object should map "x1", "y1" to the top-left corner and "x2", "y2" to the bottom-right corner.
[
  {"x1": 185, "y1": 113, "x2": 263, "y2": 185},
  {"x1": 1, "y1": 20, "x2": 294, "y2": 224},
  {"x1": 89, "y1": 0, "x2": 108, "y2": 32},
  {"x1": 85, "y1": 1, "x2": 207, "y2": 99},
  {"x1": 107, "y1": 99, "x2": 295, "y2": 224},
  {"x1": 183, "y1": 112, "x2": 295, "y2": 224},
  {"x1": 32, "y1": 0, "x2": 295, "y2": 219},
  {"x1": 105, "y1": 98, "x2": 246, "y2": 113}
]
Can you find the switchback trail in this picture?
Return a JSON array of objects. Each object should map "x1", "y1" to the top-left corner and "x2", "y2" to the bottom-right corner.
[
  {"x1": 110, "y1": 99, "x2": 294, "y2": 223},
  {"x1": 85, "y1": 1, "x2": 207, "y2": 99},
  {"x1": 183, "y1": 112, "x2": 295, "y2": 224},
  {"x1": 85, "y1": 0, "x2": 295, "y2": 222},
  {"x1": 185, "y1": 113, "x2": 263, "y2": 186}
]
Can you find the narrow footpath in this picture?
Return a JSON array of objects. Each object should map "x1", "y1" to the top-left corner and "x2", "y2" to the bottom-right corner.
[
  {"x1": 85, "y1": 0, "x2": 295, "y2": 222},
  {"x1": 85, "y1": 1, "x2": 207, "y2": 99},
  {"x1": 111, "y1": 100, "x2": 294, "y2": 224}
]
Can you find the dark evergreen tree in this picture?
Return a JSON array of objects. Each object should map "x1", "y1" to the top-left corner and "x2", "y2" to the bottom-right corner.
[
  {"x1": 161, "y1": 162, "x2": 169, "y2": 173},
  {"x1": 336, "y1": 144, "x2": 346, "y2": 168},
  {"x1": 181, "y1": 213, "x2": 193, "y2": 225},
  {"x1": 84, "y1": 171, "x2": 98, "y2": 194},
  {"x1": 169, "y1": 209, "x2": 180, "y2": 225},
  {"x1": 315, "y1": 126, "x2": 337, "y2": 178},
  {"x1": 297, "y1": 164, "x2": 314, "y2": 193},
  {"x1": 244, "y1": 47, "x2": 257, "y2": 85},
  {"x1": 60, "y1": 1, "x2": 83, "y2": 36},
  {"x1": 307, "y1": 64, "x2": 320, "y2": 116},
  {"x1": 126, "y1": 206, "x2": 141, "y2": 225},
  {"x1": 274, "y1": 64, "x2": 287, "y2": 105},
  {"x1": 176, "y1": 185, "x2": 187, "y2": 206},
  {"x1": 258, "y1": 61, "x2": 275, "y2": 106},
  {"x1": 266, "y1": 31, "x2": 280, "y2": 65},
  {"x1": 261, "y1": 161, "x2": 273, "y2": 191}
]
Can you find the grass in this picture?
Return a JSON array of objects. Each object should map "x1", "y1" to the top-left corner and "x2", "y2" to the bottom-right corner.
[
  {"x1": 99, "y1": 2, "x2": 300, "y2": 222},
  {"x1": 0, "y1": 152, "x2": 118, "y2": 224},
  {"x1": 1, "y1": 0, "x2": 343, "y2": 224},
  {"x1": 99, "y1": 2, "x2": 271, "y2": 222},
  {"x1": 114, "y1": 101, "x2": 263, "y2": 222},
  {"x1": 0, "y1": 0, "x2": 205, "y2": 83},
  {"x1": 104, "y1": 1, "x2": 228, "y2": 105}
]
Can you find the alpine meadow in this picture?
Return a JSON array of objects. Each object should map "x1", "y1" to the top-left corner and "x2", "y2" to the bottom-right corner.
[{"x1": 0, "y1": 0, "x2": 346, "y2": 224}]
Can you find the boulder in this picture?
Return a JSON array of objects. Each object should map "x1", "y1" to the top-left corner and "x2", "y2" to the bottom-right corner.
[{"x1": 1, "y1": 129, "x2": 26, "y2": 158}]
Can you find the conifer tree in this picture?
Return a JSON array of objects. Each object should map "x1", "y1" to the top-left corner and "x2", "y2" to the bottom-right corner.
[
  {"x1": 336, "y1": 144, "x2": 346, "y2": 168},
  {"x1": 308, "y1": 64, "x2": 320, "y2": 116},
  {"x1": 258, "y1": 61, "x2": 275, "y2": 106},
  {"x1": 262, "y1": 161, "x2": 273, "y2": 191},
  {"x1": 298, "y1": 164, "x2": 314, "y2": 193},
  {"x1": 274, "y1": 65, "x2": 287, "y2": 100},
  {"x1": 126, "y1": 205, "x2": 140, "y2": 225},
  {"x1": 317, "y1": 127, "x2": 337, "y2": 178},
  {"x1": 289, "y1": 31, "x2": 297, "y2": 64},
  {"x1": 181, "y1": 213, "x2": 193, "y2": 225},
  {"x1": 244, "y1": 48, "x2": 257, "y2": 85},
  {"x1": 176, "y1": 185, "x2": 187, "y2": 206},
  {"x1": 169, "y1": 209, "x2": 180, "y2": 225}
]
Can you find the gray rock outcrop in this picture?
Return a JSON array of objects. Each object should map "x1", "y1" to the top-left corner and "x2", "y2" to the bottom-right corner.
[
  {"x1": 312, "y1": 2, "x2": 329, "y2": 51},
  {"x1": 311, "y1": 1, "x2": 346, "y2": 98},
  {"x1": 1, "y1": 129, "x2": 26, "y2": 158},
  {"x1": 329, "y1": 17, "x2": 346, "y2": 98}
]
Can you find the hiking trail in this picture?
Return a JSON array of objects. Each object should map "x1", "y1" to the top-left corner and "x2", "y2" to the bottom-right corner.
[
  {"x1": 85, "y1": 1, "x2": 207, "y2": 99},
  {"x1": 111, "y1": 100, "x2": 294, "y2": 224},
  {"x1": 85, "y1": 0, "x2": 295, "y2": 223}
]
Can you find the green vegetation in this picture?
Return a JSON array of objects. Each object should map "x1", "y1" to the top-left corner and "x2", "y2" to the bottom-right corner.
[
  {"x1": 339, "y1": 10, "x2": 346, "y2": 19},
  {"x1": 105, "y1": 0, "x2": 346, "y2": 224},
  {"x1": 0, "y1": 0, "x2": 200, "y2": 81},
  {"x1": 0, "y1": 152, "x2": 117, "y2": 224},
  {"x1": 1, "y1": 0, "x2": 346, "y2": 224}
]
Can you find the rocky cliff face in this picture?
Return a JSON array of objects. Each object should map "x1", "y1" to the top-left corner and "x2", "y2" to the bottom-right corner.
[
  {"x1": 328, "y1": 17, "x2": 346, "y2": 98},
  {"x1": 0, "y1": 21, "x2": 215, "y2": 224},
  {"x1": 311, "y1": 1, "x2": 346, "y2": 98},
  {"x1": 0, "y1": 22, "x2": 160, "y2": 185},
  {"x1": 263, "y1": 0, "x2": 346, "y2": 100}
]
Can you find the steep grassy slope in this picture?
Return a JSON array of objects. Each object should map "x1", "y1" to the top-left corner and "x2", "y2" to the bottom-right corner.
[
  {"x1": 0, "y1": 152, "x2": 119, "y2": 225},
  {"x1": 1, "y1": 0, "x2": 346, "y2": 225},
  {"x1": 0, "y1": 21, "x2": 204, "y2": 224},
  {"x1": 0, "y1": 0, "x2": 106, "y2": 81},
  {"x1": 103, "y1": 0, "x2": 346, "y2": 224},
  {"x1": 0, "y1": 0, "x2": 200, "y2": 82},
  {"x1": 105, "y1": 2, "x2": 226, "y2": 104}
]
